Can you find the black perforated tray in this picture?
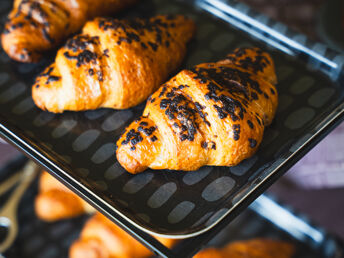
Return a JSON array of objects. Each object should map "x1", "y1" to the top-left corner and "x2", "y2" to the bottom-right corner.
[
  {"x1": 1, "y1": 0, "x2": 344, "y2": 253},
  {"x1": 1, "y1": 157, "x2": 344, "y2": 258}
]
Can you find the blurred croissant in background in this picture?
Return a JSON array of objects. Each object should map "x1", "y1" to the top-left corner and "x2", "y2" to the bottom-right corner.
[
  {"x1": 194, "y1": 239, "x2": 294, "y2": 258},
  {"x1": 35, "y1": 171, "x2": 176, "y2": 257},
  {"x1": 35, "y1": 171, "x2": 94, "y2": 221},
  {"x1": 35, "y1": 172, "x2": 293, "y2": 258}
]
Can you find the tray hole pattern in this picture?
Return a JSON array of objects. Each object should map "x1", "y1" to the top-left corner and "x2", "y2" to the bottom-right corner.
[{"x1": 0, "y1": 0, "x2": 342, "y2": 235}]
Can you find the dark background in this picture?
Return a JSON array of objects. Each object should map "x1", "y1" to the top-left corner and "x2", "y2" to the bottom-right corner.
[{"x1": 241, "y1": 0, "x2": 344, "y2": 240}]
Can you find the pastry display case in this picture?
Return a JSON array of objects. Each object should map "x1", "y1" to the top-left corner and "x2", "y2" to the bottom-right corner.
[{"x1": 0, "y1": 0, "x2": 344, "y2": 257}]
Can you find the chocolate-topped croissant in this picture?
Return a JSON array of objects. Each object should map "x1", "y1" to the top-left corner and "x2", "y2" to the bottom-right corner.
[
  {"x1": 1, "y1": 0, "x2": 138, "y2": 63},
  {"x1": 32, "y1": 15, "x2": 195, "y2": 112},
  {"x1": 116, "y1": 47, "x2": 278, "y2": 173}
]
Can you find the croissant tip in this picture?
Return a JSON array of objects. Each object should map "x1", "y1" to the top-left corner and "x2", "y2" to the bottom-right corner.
[
  {"x1": 1, "y1": 20, "x2": 45, "y2": 63},
  {"x1": 116, "y1": 147, "x2": 147, "y2": 174},
  {"x1": 32, "y1": 77, "x2": 64, "y2": 113},
  {"x1": 1, "y1": 34, "x2": 42, "y2": 63}
]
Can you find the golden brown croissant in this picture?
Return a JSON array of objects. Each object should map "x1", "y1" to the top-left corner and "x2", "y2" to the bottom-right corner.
[
  {"x1": 70, "y1": 212, "x2": 176, "y2": 258},
  {"x1": 116, "y1": 47, "x2": 278, "y2": 173},
  {"x1": 31, "y1": 15, "x2": 195, "y2": 112},
  {"x1": 35, "y1": 171, "x2": 94, "y2": 221},
  {"x1": 1, "y1": 0, "x2": 139, "y2": 63},
  {"x1": 194, "y1": 239, "x2": 294, "y2": 258}
]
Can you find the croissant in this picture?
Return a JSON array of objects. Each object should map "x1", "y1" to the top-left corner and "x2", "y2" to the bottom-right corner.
[
  {"x1": 31, "y1": 15, "x2": 195, "y2": 112},
  {"x1": 194, "y1": 239, "x2": 294, "y2": 258},
  {"x1": 1, "y1": 0, "x2": 139, "y2": 63},
  {"x1": 70, "y1": 212, "x2": 176, "y2": 258},
  {"x1": 116, "y1": 47, "x2": 278, "y2": 173},
  {"x1": 35, "y1": 171, "x2": 94, "y2": 221}
]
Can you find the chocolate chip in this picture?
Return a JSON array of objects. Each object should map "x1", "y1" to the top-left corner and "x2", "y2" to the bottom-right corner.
[
  {"x1": 42, "y1": 27, "x2": 54, "y2": 44},
  {"x1": 121, "y1": 129, "x2": 143, "y2": 147},
  {"x1": 103, "y1": 49, "x2": 109, "y2": 57},
  {"x1": 247, "y1": 120, "x2": 254, "y2": 129},
  {"x1": 256, "y1": 116, "x2": 262, "y2": 126},
  {"x1": 251, "y1": 92, "x2": 258, "y2": 100},
  {"x1": 249, "y1": 138, "x2": 257, "y2": 148},
  {"x1": 233, "y1": 124, "x2": 240, "y2": 141},
  {"x1": 139, "y1": 121, "x2": 148, "y2": 126},
  {"x1": 148, "y1": 42, "x2": 158, "y2": 51},
  {"x1": 138, "y1": 126, "x2": 156, "y2": 136},
  {"x1": 228, "y1": 48, "x2": 270, "y2": 74},
  {"x1": 46, "y1": 75, "x2": 60, "y2": 84}
]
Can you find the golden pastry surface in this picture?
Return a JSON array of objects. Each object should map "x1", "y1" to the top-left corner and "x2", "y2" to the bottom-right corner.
[
  {"x1": 194, "y1": 239, "x2": 294, "y2": 258},
  {"x1": 116, "y1": 47, "x2": 278, "y2": 173},
  {"x1": 32, "y1": 15, "x2": 195, "y2": 112},
  {"x1": 1, "y1": 0, "x2": 138, "y2": 62}
]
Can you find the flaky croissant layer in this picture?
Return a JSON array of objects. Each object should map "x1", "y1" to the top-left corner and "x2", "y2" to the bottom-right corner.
[
  {"x1": 32, "y1": 15, "x2": 195, "y2": 112},
  {"x1": 116, "y1": 47, "x2": 278, "y2": 173},
  {"x1": 1, "y1": 0, "x2": 138, "y2": 62}
]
